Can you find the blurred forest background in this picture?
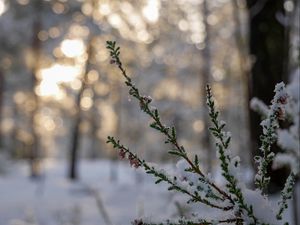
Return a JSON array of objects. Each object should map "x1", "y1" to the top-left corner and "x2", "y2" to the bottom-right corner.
[
  {"x1": 0, "y1": 0, "x2": 298, "y2": 177},
  {"x1": 0, "y1": 0, "x2": 299, "y2": 224}
]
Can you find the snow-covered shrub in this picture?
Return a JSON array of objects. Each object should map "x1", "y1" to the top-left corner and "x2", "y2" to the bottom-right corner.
[
  {"x1": 106, "y1": 41, "x2": 295, "y2": 225},
  {"x1": 250, "y1": 72, "x2": 300, "y2": 177}
]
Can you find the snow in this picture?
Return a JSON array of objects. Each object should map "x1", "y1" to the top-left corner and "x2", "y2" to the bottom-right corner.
[
  {"x1": 0, "y1": 160, "x2": 296, "y2": 225},
  {"x1": 0, "y1": 160, "x2": 176, "y2": 225},
  {"x1": 275, "y1": 72, "x2": 300, "y2": 175},
  {"x1": 273, "y1": 153, "x2": 299, "y2": 174},
  {"x1": 250, "y1": 98, "x2": 269, "y2": 117},
  {"x1": 242, "y1": 187, "x2": 278, "y2": 225},
  {"x1": 250, "y1": 74, "x2": 299, "y2": 178},
  {"x1": 277, "y1": 130, "x2": 299, "y2": 153}
]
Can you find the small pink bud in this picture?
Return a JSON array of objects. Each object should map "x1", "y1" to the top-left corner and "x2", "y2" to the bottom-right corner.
[
  {"x1": 139, "y1": 100, "x2": 146, "y2": 110},
  {"x1": 277, "y1": 95, "x2": 288, "y2": 104},
  {"x1": 118, "y1": 148, "x2": 126, "y2": 159},
  {"x1": 277, "y1": 108, "x2": 285, "y2": 120},
  {"x1": 110, "y1": 59, "x2": 116, "y2": 64},
  {"x1": 132, "y1": 159, "x2": 141, "y2": 168},
  {"x1": 128, "y1": 154, "x2": 140, "y2": 168},
  {"x1": 128, "y1": 153, "x2": 134, "y2": 160},
  {"x1": 143, "y1": 96, "x2": 152, "y2": 103}
]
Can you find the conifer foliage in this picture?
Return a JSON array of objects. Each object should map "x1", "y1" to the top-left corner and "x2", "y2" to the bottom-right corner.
[
  {"x1": 251, "y1": 74, "x2": 300, "y2": 177},
  {"x1": 106, "y1": 41, "x2": 295, "y2": 225}
]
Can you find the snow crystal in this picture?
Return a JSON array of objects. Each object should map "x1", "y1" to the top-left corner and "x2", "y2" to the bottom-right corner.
[
  {"x1": 274, "y1": 82, "x2": 288, "y2": 101},
  {"x1": 176, "y1": 159, "x2": 189, "y2": 173},
  {"x1": 228, "y1": 156, "x2": 240, "y2": 178},
  {"x1": 273, "y1": 153, "x2": 299, "y2": 174},
  {"x1": 242, "y1": 187, "x2": 279, "y2": 225},
  {"x1": 175, "y1": 159, "x2": 200, "y2": 191},
  {"x1": 277, "y1": 129, "x2": 299, "y2": 153},
  {"x1": 250, "y1": 98, "x2": 269, "y2": 117}
]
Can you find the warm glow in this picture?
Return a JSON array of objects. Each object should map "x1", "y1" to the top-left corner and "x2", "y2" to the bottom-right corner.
[
  {"x1": 38, "y1": 30, "x2": 49, "y2": 41},
  {"x1": 212, "y1": 68, "x2": 225, "y2": 81},
  {"x1": 1, "y1": 118, "x2": 13, "y2": 133},
  {"x1": 49, "y1": 27, "x2": 60, "y2": 38},
  {"x1": 87, "y1": 70, "x2": 99, "y2": 83},
  {"x1": 35, "y1": 113, "x2": 56, "y2": 132},
  {"x1": 52, "y1": 2, "x2": 65, "y2": 14},
  {"x1": 153, "y1": 79, "x2": 180, "y2": 100},
  {"x1": 36, "y1": 64, "x2": 81, "y2": 98},
  {"x1": 69, "y1": 25, "x2": 90, "y2": 37},
  {"x1": 81, "y1": 2, "x2": 93, "y2": 16},
  {"x1": 108, "y1": 14, "x2": 123, "y2": 28},
  {"x1": 95, "y1": 83, "x2": 109, "y2": 96},
  {"x1": 39, "y1": 64, "x2": 81, "y2": 83},
  {"x1": 36, "y1": 80, "x2": 63, "y2": 99},
  {"x1": 137, "y1": 30, "x2": 151, "y2": 43},
  {"x1": 80, "y1": 96, "x2": 93, "y2": 111},
  {"x1": 71, "y1": 79, "x2": 82, "y2": 90},
  {"x1": 193, "y1": 120, "x2": 204, "y2": 133},
  {"x1": 44, "y1": 118, "x2": 56, "y2": 131},
  {"x1": 0, "y1": 0, "x2": 6, "y2": 16},
  {"x1": 61, "y1": 39, "x2": 85, "y2": 58},
  {"x1": 13, "y1": 92, "x2": 26, "y2": 104},
  {"x1": 99, "y1": 3, "x2": 111, "y2": 16},
  {"x1": 17, "y1": 0, "x2": 29, "y2": 5},
  {"x1": 142, "y1": 0, "x2": 160, "y2": 23},
  {"x1": 178, "y1": 20, "x2": 189, "y2": 31}
]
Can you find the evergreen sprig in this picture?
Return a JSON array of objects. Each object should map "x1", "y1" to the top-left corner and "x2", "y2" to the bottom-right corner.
[
  {"x1": 251, "y1": 80, "x2": 299, "y2": 222},
  {"x1": 106, "y1": 136, "x2": 230, "y2": 210},
  {"x1": 106, "y1": 40, "x2": 233, "y2": 211},
  {"x1": 276, "y1": 173, "x2": 295, "y2": 220},
  {"x1": 206, "y1": 85, "x2": 258, "y2": 224},
  {"x1": 105, "y1": 41, "x2": 295, "y2": 225},
  {"x1": 254, "y1": 83, "x2": 288, "y2": 193},
  {"x1": 138, "y1": 217, "x2": 243, "y2": 225},
  {"x1": 106, "y1": 41, "x2": 232, "y2": 205}
]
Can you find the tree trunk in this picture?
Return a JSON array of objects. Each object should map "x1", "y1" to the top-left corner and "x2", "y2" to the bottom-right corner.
[
  {"x1": 246, "y1": 0, "x2": 289, "y2": 192},
  {"x1": 200, "y1": 0, "x2": 212, "y2": 172},
  {"x1": 230, "y1": 0, "x2": 252, "y2": 166},
  {"x1": 29, "y1": 0, "x2": 43, "y2": 178},
  {"x1": 0, "y1": 70, "x2": 4, "y2": 148},
  {"x1": 89, "y1": 103, "x2": 100, "y2": 159},
  {"x1": 69, "y1": 38, "x2": 94, "y2": 180},
  {"x1": 69, "y1": 0, "x2": 100, "y2": 180}
]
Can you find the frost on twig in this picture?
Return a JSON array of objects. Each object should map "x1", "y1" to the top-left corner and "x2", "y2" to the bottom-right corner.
[
  {"x1": 253, "y1": 82, "x2": 289, "y2": 193},
  {"x1": 251, "y1": 75, "x2": 300, "y2": 177},
  {"x1": 106, "y1": 41, "x2": 295, "y2": 225},
  {"x1": 276, "y1": 173, "x2": 295, "y2": 220}
]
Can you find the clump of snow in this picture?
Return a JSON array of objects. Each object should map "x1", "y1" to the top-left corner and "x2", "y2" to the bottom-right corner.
[
  {"x1": 242, "y1": 187, "x2": 279, "y2": 225},
  {"x1": 251, "y1": 76, "x2": 300, "y2": 177},
  {"x1": 250, "y1": 98, "x2": 269, "y2": 117},
  {"x1": 277, "y1": 130, "x2": 299, "y2": 153},
  {"x1": 275, "y1": 72, "x2": 300, "y2": 175}
]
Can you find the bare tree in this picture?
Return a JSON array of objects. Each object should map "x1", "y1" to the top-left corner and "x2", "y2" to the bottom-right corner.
[
  {"x1": 68, "y1": 0, "x2": 103, "y2": 180},
  {"x1": 0, "y1": 70, "x2": 4, "y2": 148},
  {"x1": 69, "y1": 37, "x2": 94, "y2": 180},
  {"x1": 200, "y1": 0, "x2": 212, "y2": 172},
  {"x1": 28, "y1": 0, "x2": 43, "y2": 178}
]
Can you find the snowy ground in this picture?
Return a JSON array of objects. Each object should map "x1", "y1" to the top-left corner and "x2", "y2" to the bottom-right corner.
[
  {"x1": 0, "y1": 159, "x2": 180, "y2": 225},
  {"x1": 0, "y1": 159, "x2": 297, "y2": 225}
]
